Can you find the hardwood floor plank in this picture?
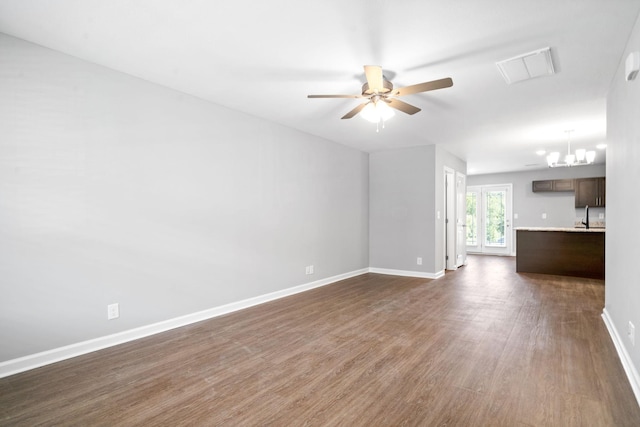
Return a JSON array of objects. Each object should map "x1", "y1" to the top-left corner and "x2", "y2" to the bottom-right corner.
[{"x1": 1, "y1": 255, "x2": 639, "y2": 426}]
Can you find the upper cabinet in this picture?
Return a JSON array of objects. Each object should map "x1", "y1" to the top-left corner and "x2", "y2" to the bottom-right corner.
[
  {"x1": 532, "y1": 179, "x2": 575, "y2": 192},
  {"x1": 575, "y1": 177, "x2": 606, "y2": 207}
]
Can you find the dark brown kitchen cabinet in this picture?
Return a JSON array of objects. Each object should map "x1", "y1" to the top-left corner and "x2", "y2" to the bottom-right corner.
[
  {"x1": 532, "y1": 180, "x2": 553, "y2": 192},
  {"x1": 552, "y1": 179, "x2": 575, "y2": 191},
  {"x1": 532, "y1": 179, "x2": 575, "y2": 192},
  {"x1": 516, "y1": 229, "x2": 605, "y2": 279},
  {"x1": 575, "y1": 177, "x2": 605, "y2": 207}
]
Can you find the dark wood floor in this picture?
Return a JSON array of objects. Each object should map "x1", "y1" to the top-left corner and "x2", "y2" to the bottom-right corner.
[{"x1": 2, "y1": 255, "x2": 639, "y2": 426}]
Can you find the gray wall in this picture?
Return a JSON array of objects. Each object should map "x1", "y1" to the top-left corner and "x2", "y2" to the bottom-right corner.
[
  {"x1": 606, "y1": 12, "x2": 640, "y2": 384},
  {"x1": 468, "y1": 164, "x2": 606, "y2": 229},
  {"x1": 370, "y1": 146, "x2": 435, "y2": 273},
  {"x1": 369, "y1": 145, "x2": 466, "y2": 275},
  {"x1": 0, "y1": 34, "x2": 369, "y2": 362}
]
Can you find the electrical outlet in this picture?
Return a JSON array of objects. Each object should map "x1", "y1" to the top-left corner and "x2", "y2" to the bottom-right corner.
[
  {"x1": 417, "y1": 257, "x2": 422, "y2": 265},
  {"x1": 514, "y1": 213, "x2": 519, "y2": 219},
  {"x1": 542, "y1": 213, "x2": 547, "y2": 219},
  {"x1": 309, "y1": 265, "x2": 314, "y2": 274},
  {"x1": 305, "y1": 265, "x2": 314, "y2": 275},
  {"x1": 107, "y1": 303, "x2": 119, "y2": 320},
  {"x1": 599, "y1": 213, "x2": 605, "y2": 219},
  {"x1": 629, "y1": 321, "x2": 635, "y2": 346}
]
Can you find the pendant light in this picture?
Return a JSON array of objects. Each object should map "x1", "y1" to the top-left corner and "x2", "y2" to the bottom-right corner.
[{"x1": 546, "y1": 130, "x2": 596, "y2": 167}]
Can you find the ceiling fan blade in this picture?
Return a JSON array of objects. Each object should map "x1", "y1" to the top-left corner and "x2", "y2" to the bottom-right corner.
[
  {"x1": 392, "y1": 77, "x2": 453, "y2": 97},
  {"x1": 341, "y1": 102, "x2": 368, "y2": 119},
  {"x1": 386, "y1": 98, "x2": 421, "y2": 115},
  {"x1": 308, "y1": 94, "x2": 364, "y2": 98},
  {"x1": 364, "y1": 65, "x2": 384, "y2": 93}
]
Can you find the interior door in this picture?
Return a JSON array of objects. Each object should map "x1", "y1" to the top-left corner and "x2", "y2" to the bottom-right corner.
[
  {"x1": 455, "y1": 172, "x2": 467, "y2": 267},
  {"x1": 467, "y1": 184, "x2": 512, "y2": 255},
  {"x1": 445, "y1": 168, "x2": 456, "y2": 270}
]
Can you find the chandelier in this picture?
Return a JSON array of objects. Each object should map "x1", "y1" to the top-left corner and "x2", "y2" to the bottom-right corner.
[{"x1": 546, "y1": 130, "x2": 596, "y2": 167}]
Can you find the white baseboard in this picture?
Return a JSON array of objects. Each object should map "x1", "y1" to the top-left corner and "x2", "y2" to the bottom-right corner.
[
  {"x1": 602, "y1": 308, "x2": 640, "y2": 407},
  {"x1": 0, "y1": 268, "x2": 369, "y2": 379},
  {"x1": 368, "y1": 267, "x2": 444, "y2": 279}
]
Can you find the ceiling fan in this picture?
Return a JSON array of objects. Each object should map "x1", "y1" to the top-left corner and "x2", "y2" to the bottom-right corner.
[{"x1": 308, "y1": 65, "x2": 453, "y2": 121}]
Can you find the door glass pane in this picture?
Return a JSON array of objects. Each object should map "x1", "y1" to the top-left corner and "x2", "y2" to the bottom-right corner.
[
  {"x1": 485, "y1": 190, "x2": 506, "y2": 247},
  {"x1": 466, "y1": 192, "x2": 477, "y2": 246}
]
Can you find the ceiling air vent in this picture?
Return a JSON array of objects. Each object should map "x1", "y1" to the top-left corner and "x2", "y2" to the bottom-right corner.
[{"x1": 496, "y1": 47, "x2": 555, "y2": 84}]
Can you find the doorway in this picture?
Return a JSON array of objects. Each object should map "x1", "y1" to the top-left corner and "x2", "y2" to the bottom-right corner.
[
  {"x1": 466, "y1": 184, "x2": 513, "y2": 255},
  {"x1": 455, "y1": 172, "x2": 467, "y2": 267},
  {"x1": 444, "y1": 168, "x2": 467, "y2": 270}
]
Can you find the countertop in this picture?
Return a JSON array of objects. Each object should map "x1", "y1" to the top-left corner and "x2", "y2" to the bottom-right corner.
[{"x1": 515, "y1": 227, "x2": 605, "y2": 233}]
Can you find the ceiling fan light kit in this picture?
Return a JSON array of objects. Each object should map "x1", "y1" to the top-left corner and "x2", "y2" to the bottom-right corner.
[
  {"x1": 360, "y1": 100, "x2": 395, "y2": 123},
  {"x1": 546, "y1": 130, "x2": 596, "y2": 168},
  {"x1": 307, "y1": 65, "x2": 453, "y2": 131}
]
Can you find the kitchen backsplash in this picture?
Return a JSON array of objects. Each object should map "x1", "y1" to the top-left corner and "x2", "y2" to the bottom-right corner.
[{"x1": 574, "y1": 220, "x2": 606, "y2": 228}]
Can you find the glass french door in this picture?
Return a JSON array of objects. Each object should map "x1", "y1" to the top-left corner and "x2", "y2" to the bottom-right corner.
[
  {"x1": 466, "y1": 184, "x2": 512, "y2": 255},
  {"x1": 466, "y1": 190, "x2": 479, "y2": 252}
]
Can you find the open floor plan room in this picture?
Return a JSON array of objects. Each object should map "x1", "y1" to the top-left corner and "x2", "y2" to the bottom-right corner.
[{"x1": 1, "y1": 255, "x2": 638, "y2": 426}]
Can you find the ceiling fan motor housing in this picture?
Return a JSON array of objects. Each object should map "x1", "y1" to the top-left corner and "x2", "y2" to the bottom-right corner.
[{"x1": 362, "y1": 77, "x2": 393, "y2": 95}]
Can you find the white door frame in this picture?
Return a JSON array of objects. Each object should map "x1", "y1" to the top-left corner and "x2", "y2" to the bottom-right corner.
[
  {"x1": 455, "y1": 172, "x2": 467, "y2": 267},
  {"x1": 444, "y1": 167, "x2": 457, "y2": 270}
]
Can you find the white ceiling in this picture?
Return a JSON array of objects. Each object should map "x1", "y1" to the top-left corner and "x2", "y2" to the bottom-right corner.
[{"x1": 1, "y1": 0, "x2": 638, "y2": 175}]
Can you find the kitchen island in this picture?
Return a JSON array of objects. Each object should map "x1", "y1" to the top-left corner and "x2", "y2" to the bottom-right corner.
[{"x1": 516, "y1": 227, "x2": 605, "y2": 279}]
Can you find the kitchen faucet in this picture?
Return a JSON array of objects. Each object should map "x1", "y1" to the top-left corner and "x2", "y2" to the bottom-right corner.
[{"x1": 581, "y1": 205, "x2": 590, "y2": 229}]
